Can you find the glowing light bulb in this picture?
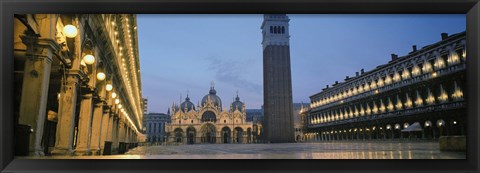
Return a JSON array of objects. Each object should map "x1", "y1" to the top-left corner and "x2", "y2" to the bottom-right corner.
[
  {"x1": 63, "y1": 25, "x2": 78, "y2": 38},
  {"x1": 106, "y1": 84, "x2": 113, "y2": 91},
  {"x1": 96, "y1": 72, "x2": 106, "y2": 81},
  {"x1": 83, "y1": 54, "x2": 95, "y2": 65}
]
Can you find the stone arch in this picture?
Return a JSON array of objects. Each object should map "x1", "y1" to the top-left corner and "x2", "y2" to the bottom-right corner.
[
  {"x1": 200, "y1": 123, "x2": 216, "y2": 143},
  {"x1": 247, "y1": 127, "x2": 252, "y2": 143},
  {"x1": 186, "y1": 126, "x2": 196, "y2": 144},
  {"x1": 221, "y1": 126, "x2": 231, "y2": 143},
  {"x1": 174, "y1": 128, "x2": 183, "y2": 143},
  {"x1": 234, "y1": 127, "x2": 244, "y2": 143},
  {"x1": 201, "y1": 110, "x2": 216, "y2": 123}
]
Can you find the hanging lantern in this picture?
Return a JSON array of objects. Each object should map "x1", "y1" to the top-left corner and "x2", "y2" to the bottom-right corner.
[
  {"x1": 106, "y1": 84, "x2": 113, "y2": 91},
  {"x1": 63, "y1": 25, "x2": 78, "y2": 38},
  {"x1": 96, "y1": 72, "x2": 106, "y2": 81},
  {"x1": 83, "y1": 54, "x2": 95, "y2": 65}
]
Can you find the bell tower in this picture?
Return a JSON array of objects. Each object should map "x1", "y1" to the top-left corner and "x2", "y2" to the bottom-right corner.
[{"x1": 261, "y1": 14, "x2": 294, "y2": 143}]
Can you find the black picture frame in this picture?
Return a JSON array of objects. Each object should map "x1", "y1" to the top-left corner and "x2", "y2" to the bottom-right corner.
[{"x1": 1, "y1": 0, "x2": 479, "y2": 173}]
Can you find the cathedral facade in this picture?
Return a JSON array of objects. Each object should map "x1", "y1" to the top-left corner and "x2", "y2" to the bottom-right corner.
[{"x1": 165, "y1": 86, "x2": 259, "y2": 144}]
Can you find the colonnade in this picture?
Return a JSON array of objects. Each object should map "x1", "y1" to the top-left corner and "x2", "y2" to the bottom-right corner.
[{"x1": 14, "y1": 14, "x2": 142, "y2": 156}]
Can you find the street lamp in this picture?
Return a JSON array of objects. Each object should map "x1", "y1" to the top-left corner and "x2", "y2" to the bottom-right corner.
[
  {"x1": 63, "y1": 25, "x2": 78, "y2": 38},
  {"x1": 111, "y1": 92, "x2": 117, "y2": 98},
  {"x1": 115, "y1": 98, "x2": 120, "y2": 104}
]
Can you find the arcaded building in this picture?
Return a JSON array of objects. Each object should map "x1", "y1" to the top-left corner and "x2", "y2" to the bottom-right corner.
[
  {"x1": 302, "y1": 32, "x2": 466, "y2": 142},
  {"x1": 13, "y1": 14, "x2": 143, "y2": 156},
  {"x1": 165, "y1": 86, "x2": 260, "y2": 144}
]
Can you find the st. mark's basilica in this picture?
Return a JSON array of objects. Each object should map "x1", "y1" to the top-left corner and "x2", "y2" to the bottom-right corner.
[{"x1": 165, "y1": 85, "x2": 261, "y2": 144}]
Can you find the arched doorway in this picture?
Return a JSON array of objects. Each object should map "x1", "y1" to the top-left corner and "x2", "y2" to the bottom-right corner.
[
  {"x1": 186, "y1": 126, "x2": 196, "y2": 144},
  {"x1": 234, "y1": 127, "x2": 243, "y2": 143},
  {"x1": 221, "y1": 127, "x2": 231, "y2": 143},
  {"x1": 247, "y1": 128, "x2": 252, "y2": 143},
  {"x1": 201, "y1": 123, "x2": 216, "y2": 144},
  {"x1": 174, "y1": 128, "x2": 183, "y2": 143}
]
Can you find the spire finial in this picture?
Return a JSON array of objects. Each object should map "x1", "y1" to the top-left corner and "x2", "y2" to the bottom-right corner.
[{"x1": 211, "y1": 81, "x2": 215, "y2": 89}]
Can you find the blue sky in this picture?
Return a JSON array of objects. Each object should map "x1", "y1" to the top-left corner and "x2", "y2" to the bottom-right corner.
[{"x1": 137, "y1": 14, "x2": 465, "y2": 113}]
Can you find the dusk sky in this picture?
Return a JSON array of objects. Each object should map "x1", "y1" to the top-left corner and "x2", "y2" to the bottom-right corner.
[{"x1": 137, "y1": 14, "x2": 465, "y2": 113}]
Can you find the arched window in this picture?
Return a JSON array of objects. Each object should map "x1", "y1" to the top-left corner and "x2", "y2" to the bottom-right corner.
[
  {"x1": 282, "y1": 26, "x2": 285, "y2": 34},
  {"x1": 224, "y1": 120, "x2": 226, "y2": 123},
  {"x1": 270, "y1": 26, "x2": 273, "y2": 33},
  {"x1": 191, "y1": 120, "x2": 193, "y2": 124},
  {"x1": 273, "y1": 26, "x2": 277, "y2": 34}
]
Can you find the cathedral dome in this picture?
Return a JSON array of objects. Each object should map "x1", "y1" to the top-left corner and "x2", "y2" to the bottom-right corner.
[
  {"x1": 231, "y1": 94, "x2": 244, "y2": 112},
  {"x1": 201, "y1": 86, "x2": 222, "y2": 109},
  {"x1": 180, "y1": 95, "x2": 195, "y2": 112}
]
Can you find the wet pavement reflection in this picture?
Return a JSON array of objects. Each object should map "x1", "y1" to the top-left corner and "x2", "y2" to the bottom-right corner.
[{"x1": 20, "y1": 141, "x2": 466, "y2": 159}]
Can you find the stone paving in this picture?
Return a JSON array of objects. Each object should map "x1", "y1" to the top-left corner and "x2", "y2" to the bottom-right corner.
[{"x1": 20, "y1": 141, "x2": 466, "y2": 159}]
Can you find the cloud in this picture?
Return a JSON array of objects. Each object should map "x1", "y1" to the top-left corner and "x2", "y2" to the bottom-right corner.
[{"x1": 205, "y1": 56, "x2": 262, "y2": 94}]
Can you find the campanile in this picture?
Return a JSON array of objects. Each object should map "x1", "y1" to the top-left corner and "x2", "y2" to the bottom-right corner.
[{"x1": 261, "y1": 14, "x2": 294, "y2": 143}]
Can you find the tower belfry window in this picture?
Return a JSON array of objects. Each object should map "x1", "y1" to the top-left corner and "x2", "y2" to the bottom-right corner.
[
  {"x1": 282, "y1": 26, "x2": 285, "y2": 34},
  {"x1": 274, "y1": 26, "x2": 278, "y2": 34},
  {"x1": 270, "y1": 26, "x2": 273, "y2": 33}
]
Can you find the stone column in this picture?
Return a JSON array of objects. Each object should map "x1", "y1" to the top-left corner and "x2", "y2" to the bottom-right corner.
[
  {"x1": 112, "y1": 116, "x2": 119, "y2": 152},
  {"x1": 51, "y1": 72, "x2": 80, "y2": 156},
  {"x1": 118, "y1": 120, "x2": 125, "y2": 153},
  {"x1": 126, "y1": 126, "x2": 131, "y2": 143},
  {"x1": 89, "y1": 102, "x2": 104, "y2": 155},
  {"x1": 99, "y1": 110, "x2": 111, "y2": 154},
  {"x1": 74, "y1": 93, "x2": 94, "y2": 155},
  {"x1": 89, "y1": 78, "x2": 106, "y2": 155},
  {"x1": 18, "y1": 35, "x2": 60, "y2": 156},
  {"x1": 106, "y1": 112, "x2": 114, "y2": 142}
]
